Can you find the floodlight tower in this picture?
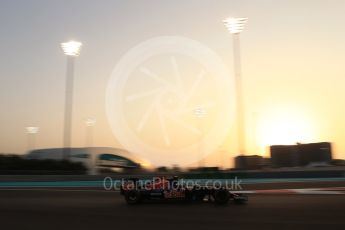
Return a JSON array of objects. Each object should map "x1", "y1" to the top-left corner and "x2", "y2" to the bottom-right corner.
[
  {"x1": 85, "y1": 117, "x2": 97, "y2": 175},
  {"x1": 85, "y1": 117, "x2": 96, "y2": 147},
  {"x1": 193, "y1": 106, "x2": 207, "y2": 168},
  {"x1": 61, "y1": 41, "x2": 82, "y2": 160},
  {"x1": 224, "y1": 17, "x2": 248, "y2": 155},
  {"x1": 26, "y1": 126, "x2": 39, "y2": 151}
]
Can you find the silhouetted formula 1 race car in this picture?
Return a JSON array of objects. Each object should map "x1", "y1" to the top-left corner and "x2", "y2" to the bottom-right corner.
[{"x1": 120, "y1": 176, "x2": 248, "y2": 205}]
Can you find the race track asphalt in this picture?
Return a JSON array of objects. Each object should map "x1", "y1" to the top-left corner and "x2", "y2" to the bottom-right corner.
[{"x1": 0, "y1": 189, "x2": 344, "y2": 230}]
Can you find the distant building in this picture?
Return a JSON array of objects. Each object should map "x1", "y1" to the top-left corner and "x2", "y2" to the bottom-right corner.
[
  {"x1": 234, "y1": 155, "x2": 265, "y2": 170},
  {"x1": 270, "y1": 145, "x2": 299, "y2": 167},
  {"x1": 26, "y1": 147, "x2": 141, "y2": 174},
  {"x1": 270, "y1": 142, "x2": 332, "y2": 167},
  {"x1": 298, "y1": 142, "x2": 332, "y2": 166}
]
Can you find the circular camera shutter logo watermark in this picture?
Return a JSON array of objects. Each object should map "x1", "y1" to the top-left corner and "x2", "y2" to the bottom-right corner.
[{"x1": 106, "y1": 36, "x2": 235, "y2": 166}]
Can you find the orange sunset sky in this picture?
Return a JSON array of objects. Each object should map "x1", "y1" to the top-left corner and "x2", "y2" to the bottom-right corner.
[{"x1": 1, "y1": 0, "x2": 345, "y2": 167}]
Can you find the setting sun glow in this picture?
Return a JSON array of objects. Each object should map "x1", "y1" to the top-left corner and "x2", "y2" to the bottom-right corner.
[{"x1": 257, "y1": 108, "x2": 316, "y2": 153}]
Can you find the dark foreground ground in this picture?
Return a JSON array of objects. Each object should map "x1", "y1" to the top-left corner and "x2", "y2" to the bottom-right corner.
[{"x1": 0, "y1": 189, "x2": 344, "y2": 230}]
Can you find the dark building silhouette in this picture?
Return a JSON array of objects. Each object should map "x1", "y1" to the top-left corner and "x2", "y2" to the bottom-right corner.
[
  {"x1": 235, "y1": 155, "x2": 265, "y2": 170},
  {"x1": 270, "y1": 145, "x2": 299, "y2": 167},
  {"x1": 270, "y1": 142, "x2": 332, "y2": 167},
  {"x1": 298, "y1": 143, "x2": 332, "y2": 166}
]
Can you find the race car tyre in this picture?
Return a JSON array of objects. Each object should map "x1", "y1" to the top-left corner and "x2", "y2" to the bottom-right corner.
[
  {"x1": 190, "y1": 190, "x2": 205, "y2": 203},
  {"x1": 125, "y1": 190, "x2": 141, "y2": 204},
  {"x1": 214, "y1": 189, "x2": 230, "y2": 205},
  {"x1": 185, "y1": 188, "x2": 204, "y2": 203}
]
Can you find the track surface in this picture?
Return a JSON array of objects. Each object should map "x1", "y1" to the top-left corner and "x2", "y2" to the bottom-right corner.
[{"x1": 0, "y1": 189, "x2": 344, "y2": 230}]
